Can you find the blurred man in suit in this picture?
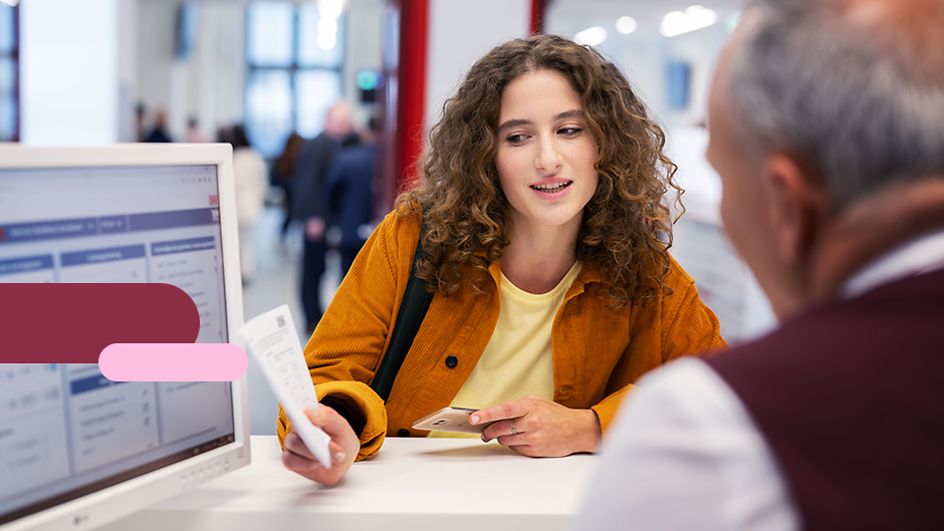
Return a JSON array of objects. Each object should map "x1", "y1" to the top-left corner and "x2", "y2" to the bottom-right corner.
[
  {"x1": 327, "y1": 116, "x2": 379, "y2": 278},
  {"x1": 292, "y1": 102, "x2": 354, "y2": 332}
]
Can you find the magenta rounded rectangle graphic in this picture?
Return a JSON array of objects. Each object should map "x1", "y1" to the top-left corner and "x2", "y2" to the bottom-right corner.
[{"x1": 0, "y1": 283, "x2": 200, "y2": 363}]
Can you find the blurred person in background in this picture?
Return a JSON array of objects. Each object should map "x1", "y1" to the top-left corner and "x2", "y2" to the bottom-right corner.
[
  {"x1": 134, "y1": 102, "x2": 147, "y2": 142},
  {"x1": 143, "y1": 108, "x2": 172, "y2": 143},
  {"x1": 272, "y1": 132, "x2": 305, "y2": 244},
  {"x1": 291, "y1": 102, "x2": 355, "y2": 332},
  {"x1": 184, "y1": 115, "x2": 209, "y2": 143},
  {"x1": 326, "y1": 116, "x2": 380, "y2": 278},
  {"x1": 224, "y1": 124, "x2": 269, "y2": 284},
  {"x1": 576, "y1": 0, "x2": 944, "y2": 529}
]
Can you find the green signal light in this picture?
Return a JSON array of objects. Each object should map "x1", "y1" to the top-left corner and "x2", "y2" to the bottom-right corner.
[{"x1": 356, "y1": 71, "x2": 379, "y2": 91}]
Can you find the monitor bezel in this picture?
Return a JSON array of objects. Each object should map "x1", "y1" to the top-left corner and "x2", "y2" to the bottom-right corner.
[{"x1": 0, "y1": 144, "x2": 252, "y2": 531}]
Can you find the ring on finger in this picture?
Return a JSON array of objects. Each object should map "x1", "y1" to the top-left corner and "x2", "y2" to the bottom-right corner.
[{"x1": 511, "y1": 418, "x2": 517, "y2": 436}]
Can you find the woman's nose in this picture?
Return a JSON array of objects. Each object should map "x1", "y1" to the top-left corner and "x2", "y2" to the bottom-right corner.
[{"x1": 534, "y1": 137, "x2": 563, "y2": 172}]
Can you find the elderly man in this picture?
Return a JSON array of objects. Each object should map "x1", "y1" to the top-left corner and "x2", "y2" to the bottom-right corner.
[
  {"x1": 292, "y1": 102, "x2": 355, "y2": 332},
  {"x1": 576, "y1": 0, "x2": 944, "y2": 529}
]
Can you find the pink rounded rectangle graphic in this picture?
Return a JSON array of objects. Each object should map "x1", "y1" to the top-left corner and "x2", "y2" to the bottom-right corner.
[{"x1": 99, "y1": 343, "x2": 248, "y2": 382}]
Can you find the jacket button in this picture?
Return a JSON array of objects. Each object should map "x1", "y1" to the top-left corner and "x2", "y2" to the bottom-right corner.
[
  {"x1": 445, "y1": 355, "x2": 458, "y2": 368},
  {"x1": 397, "y1": 428, "x2": 410, "y2": 437}
]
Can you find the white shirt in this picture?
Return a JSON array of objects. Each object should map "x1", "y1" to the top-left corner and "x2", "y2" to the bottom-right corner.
[
  {"x1": 573, "y1": 228, "x2": 944, "y2": 531},
  {"x1": 232, "y1": 147, "x2": 269, "y2": 227}
]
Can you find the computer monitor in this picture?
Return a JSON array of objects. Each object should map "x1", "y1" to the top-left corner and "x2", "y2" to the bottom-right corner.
[{"x1": 0, "y1": 144, "x2": 251, "y2": 531}]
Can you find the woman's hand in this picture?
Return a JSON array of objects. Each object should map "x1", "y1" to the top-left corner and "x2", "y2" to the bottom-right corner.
[
  {"x1": 281, "y1": 406, "x2": 359, "y2": 486},
  {"x1": 471, "y1": 396, "x2": 602, "y2": 457}
]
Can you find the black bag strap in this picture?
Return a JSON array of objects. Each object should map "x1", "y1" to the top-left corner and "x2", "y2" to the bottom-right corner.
[{"x1": 371, "y1": 218, "x2": 433, "y2": 402}]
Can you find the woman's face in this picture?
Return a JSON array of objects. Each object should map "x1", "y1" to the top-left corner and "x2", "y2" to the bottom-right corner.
[{"x1": 495, "y1": 69, "x2": 599, "y2": 237}]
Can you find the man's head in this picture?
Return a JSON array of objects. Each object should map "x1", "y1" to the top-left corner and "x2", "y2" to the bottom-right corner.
[
  {"x1": 324, "y1": 102, "x2": 354, "y2": 139},
  {"x1": 707, "y1": 0, "x2": 944, "y2": 318},
  {"x1": 361, "y1": 116, "x2": 381, "y2": 144},
  {"x1": 154, "y1": 109, "x2": 168, "y2": 128}
]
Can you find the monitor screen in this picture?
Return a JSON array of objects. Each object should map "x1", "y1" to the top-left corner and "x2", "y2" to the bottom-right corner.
[{"x1": 0, "y1": 146, "x2": 250, "y2": 531}]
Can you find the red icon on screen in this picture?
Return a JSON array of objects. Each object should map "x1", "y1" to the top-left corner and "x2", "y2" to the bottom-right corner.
[{"x1": 208, "y1": 195, "x2": 219, "y2": 206}]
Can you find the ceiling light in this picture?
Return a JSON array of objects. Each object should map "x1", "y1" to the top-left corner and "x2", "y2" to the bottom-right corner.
[
  {"x1": 318, "y1": 0, "x2": 344, "y2": 20},
  {"x1": 316, "y1": 0, "x2": 343, "y2": 51},
  {"x1": 574, "y1": 26, "x2": 607, "y2": 47},
  {"x1": 317, "y1": 33, "x2": 337, "y2": 51},
  {"x1": 660, "y1": 5, "x2": 718, "y2": 38},
  {"x1": 317, "y1": 17, "x2": 338, "y2": 50},
  {"x1": 0, "y1": 0, "x2": 20, "y2": 6},
  {"x1": 616, "y1": 16, "x2": 637, "y2": 35}
]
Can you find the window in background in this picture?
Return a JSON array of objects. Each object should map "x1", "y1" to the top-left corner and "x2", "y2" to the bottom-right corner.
[
  {"x1": 174, "y1": 2, "x2": 198, "y2": 61},
  {"x1": 245, "y1": 2, "x2": 345, "y2": 158},
  {"x1": 0, "y1": 3, "x2": 19, "y2": 142},
  {"x1": 666, "y1": 60, "x2": 691, "y2": 111},
  {"x1": 296, "y1": 70, "x2": 342, "y2": 137}
]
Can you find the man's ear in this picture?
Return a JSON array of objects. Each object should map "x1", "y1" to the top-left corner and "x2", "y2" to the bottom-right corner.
[{"x1": 761, "y1": 154, "x2": 822, "y2": 265}]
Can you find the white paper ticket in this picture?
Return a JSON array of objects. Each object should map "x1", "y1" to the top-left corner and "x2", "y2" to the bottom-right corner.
[{"x1": 238, "y1": 305, "x2": 332, "y2": 468}]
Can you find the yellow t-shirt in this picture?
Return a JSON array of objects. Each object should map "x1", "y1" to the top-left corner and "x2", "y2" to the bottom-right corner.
[{"x1": 429, "y1": 261, "x2": 582, "y2": 437}]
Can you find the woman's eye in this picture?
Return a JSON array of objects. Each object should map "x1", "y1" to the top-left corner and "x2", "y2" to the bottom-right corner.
[
  {"x1": 506, "y1": 133, "x2": 529, "y2": 144},
  {"x1": 558, "y1": 127, "x2": 583, "y2": 137}
]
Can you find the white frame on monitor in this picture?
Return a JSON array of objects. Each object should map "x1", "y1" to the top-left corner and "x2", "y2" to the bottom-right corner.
[{"x1": 0, "y1": 144, "x2": 252, "y2": 531}]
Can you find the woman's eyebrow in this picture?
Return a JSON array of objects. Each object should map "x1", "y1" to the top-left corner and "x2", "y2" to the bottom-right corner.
[
  {"x1": 497, "y1": 110, "x2": 585, "y2": 133},
  {"x1": 497, "y1": 118, "x2": 531, "y2": 133},
  {"x1": 554, "y1": 110, "x2": 586, "y2": 121}
]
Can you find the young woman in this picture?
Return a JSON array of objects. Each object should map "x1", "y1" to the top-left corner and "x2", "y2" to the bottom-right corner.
[{"x1": 279, "y1": 34, "x2": 725, "y2": 485}]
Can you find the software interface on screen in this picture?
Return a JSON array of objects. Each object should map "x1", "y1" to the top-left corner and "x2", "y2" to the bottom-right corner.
[{"x1": 0, "y1": 164, "x2": 236, "y2": 525}]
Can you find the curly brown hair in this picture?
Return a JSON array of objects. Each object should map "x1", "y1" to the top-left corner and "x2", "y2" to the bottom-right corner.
[{"x1": 397, "y1": 33, "x2": 682, "y2": 307}]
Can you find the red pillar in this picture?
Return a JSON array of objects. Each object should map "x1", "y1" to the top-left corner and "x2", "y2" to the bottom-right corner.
[
  {"x1": 530, "y1": 0, "x2": 546, "y2": 35},
  {"x1": 378, "y1": 0, "x2": 429, "y2": 209},
  {"x1": 396, "y1": 0, "x2": 429, "y2": 189}
]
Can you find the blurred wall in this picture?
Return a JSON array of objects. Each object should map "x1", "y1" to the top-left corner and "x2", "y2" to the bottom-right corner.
[
  {"x1": 20, "y1": 0, "x2": 136, "y2": 144},
  {"x1": 545, "y1": 2, "x2": 737, "y2": 129},
  {"x1": 343, "y1": 0, "x2": 384, "y2": 127},
  {"x1": 424, "y1": 0, "x2": 529, "y2": 132}
]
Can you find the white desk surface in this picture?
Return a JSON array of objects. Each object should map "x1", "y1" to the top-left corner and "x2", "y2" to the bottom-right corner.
[{"x1": 103, "y1": 435, "x2": 599, "y2": 531}]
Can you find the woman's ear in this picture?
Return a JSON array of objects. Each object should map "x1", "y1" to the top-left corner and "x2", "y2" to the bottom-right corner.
[{"x1": 761, "y1": 154, "x2": 824, "y2": 265}]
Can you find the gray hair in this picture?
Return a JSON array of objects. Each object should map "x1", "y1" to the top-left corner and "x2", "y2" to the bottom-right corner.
[{"x1": 725, "y1": 0, "x2": 944, "y2": 208}]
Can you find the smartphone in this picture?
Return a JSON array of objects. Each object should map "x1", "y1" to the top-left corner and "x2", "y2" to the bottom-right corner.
[{"x1": 411, "y1": 406, "x2": 483, "y2": 434}]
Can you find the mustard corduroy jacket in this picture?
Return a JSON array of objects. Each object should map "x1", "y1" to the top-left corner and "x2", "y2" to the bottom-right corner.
[{"x1": 278, "y1": 207, "x2": 726, "y2": 460}]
